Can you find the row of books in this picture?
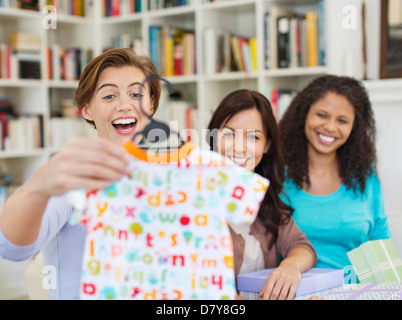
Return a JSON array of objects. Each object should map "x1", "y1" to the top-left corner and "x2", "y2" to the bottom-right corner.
[
  {"x1": 148, "y1": 0, "x2": 189, "y2": 10},
  {"x1": 103, "y1": 0, "x2": 141, "y2": 17},
  {"x1": 149, "y1": 25, "x2": 196, "y2": 77},
  {"x1": 0, "y1": 97, "x2": 12, "y2": 150},
  {"x1": 204, "y1": 28, "x2": 257, "y2": 74},
  {"x1": 0, "y1": 45, "x2": 41, "y2": 80},
  {"x1": 46, "y1": 45, "x2": 93, "y2": 81},
  {"x1": 266, "y1": 87, "x2": 298, "y2": 121},
  {"x1": 0, "y1": 44, "x2": 94, "y2": 81},
  {"x1": 0, "y1": 32, "x2": 42, "y2": 80},
  {"x1": 0, "y1": 0, "x2": 39, "y2": 10},
  {"x1": 107, "y1": 34, "x2": 145, "y2": 56},
  {"x1": 264, "y1": 2, "x2": 325, "y2": 69},
  {"x1": 45, "y1": 0, "x2": 93, "y2": 17},
  {"x1": 0, "y1": 114, "x2": 43, "y2": 151}
]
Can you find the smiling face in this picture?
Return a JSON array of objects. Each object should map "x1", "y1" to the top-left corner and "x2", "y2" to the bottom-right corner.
[
  {"x1": 304, "y1": 92, "x2": 355, "y2": 157},
  {"x1": 81, "y1": 66, "x2": 154, "y2": 145},
  {"x1": 217, "y1": 108, "x2": 270, "y2": 171}
]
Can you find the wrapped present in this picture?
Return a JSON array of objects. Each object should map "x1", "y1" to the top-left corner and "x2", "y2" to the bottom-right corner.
[
  {"x1": 388, "y1": 289, "x2": 401, "y2": 300},
  {"x1": 298, "y1": 282, "x2": 402, "y2": 300},
  {"x1": 347, "y1": 239, "x2": 402, "y2": 283},
  {"x1": 237, "y1": 268, "x2": 344, "y2": 300}
]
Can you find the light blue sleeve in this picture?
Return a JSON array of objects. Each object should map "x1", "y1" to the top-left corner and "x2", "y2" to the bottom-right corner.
[
  {"x1": 0, "y1": 194, "x2": 72, "y2": 262},
  {"x1": 369, "y1": 174, "x2": 391, "y2": 240}
]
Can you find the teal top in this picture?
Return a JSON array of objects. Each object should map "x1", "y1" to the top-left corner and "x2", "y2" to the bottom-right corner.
[{"x1": 281, "y1": 173, "x2": 391, "y2": 270}]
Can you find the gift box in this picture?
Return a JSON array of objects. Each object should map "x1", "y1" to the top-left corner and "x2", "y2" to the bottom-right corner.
[
  {"x1": 299, "y1": 282, "x2": 402, "y2": 300},
  {"x1": 237, "y1": 268, "x2": 344, "y2": 300},
  {"x1": 347, "y1": 239, "x2": 402, "y2": 283}
]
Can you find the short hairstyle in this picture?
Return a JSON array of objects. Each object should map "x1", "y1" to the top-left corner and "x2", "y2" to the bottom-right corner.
[{"x1": 74, "y1": 48, "x2": 161, "y2": 128}]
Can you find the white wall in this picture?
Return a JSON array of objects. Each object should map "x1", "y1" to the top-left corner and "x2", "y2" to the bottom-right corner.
[
  {"x1": 365, "y1": 79, "x2": 402, "y2": 256},
  {"x1": 365, "y1": 79, "x2": 402, "y2": 213}
]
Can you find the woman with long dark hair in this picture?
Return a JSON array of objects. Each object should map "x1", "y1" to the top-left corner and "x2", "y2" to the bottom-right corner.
[
  {"x1": 279, "y1": 75, "x2": 390, "y2": 270},
  {"x1": 207, "y1": 89, "x2": 317, "y2": 300}
]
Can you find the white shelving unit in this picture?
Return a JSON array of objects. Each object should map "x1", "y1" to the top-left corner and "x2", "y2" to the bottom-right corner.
[
  {"x1": 0, "y1": 0, "x2": 401, "y2": 301},
  {"x1": 0, "y1": 0, "x2": 394, "y2": 186}
]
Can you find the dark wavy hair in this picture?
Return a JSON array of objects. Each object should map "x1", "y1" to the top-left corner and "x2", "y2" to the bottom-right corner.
[
  {"x1": 279, "y1": 75, "x2": 377, "y2": 193},
  {"x1": 207, "y1": 89, "x2": 293, "y2": 248}
]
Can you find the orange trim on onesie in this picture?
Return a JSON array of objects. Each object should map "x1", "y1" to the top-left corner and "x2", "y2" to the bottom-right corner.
[{"x1": 122, "y1": 141, "x2": 196, "y2": 164}]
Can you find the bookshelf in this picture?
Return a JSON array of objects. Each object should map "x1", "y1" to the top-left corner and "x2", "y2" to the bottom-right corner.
[
  {"x1": 0, "y1": 0, "x2": 401, "y2": 301},
  {"x1": 0, "y1": 0, "x2": 398, "y2": 186}
]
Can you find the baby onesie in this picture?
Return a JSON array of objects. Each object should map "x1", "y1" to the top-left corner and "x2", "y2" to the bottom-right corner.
[{"x1": 68, "y1": 141, "x2": 269, "y2": 300}]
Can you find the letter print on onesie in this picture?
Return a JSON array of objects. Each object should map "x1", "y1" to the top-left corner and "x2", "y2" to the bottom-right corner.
[{"x1": 68, "y1": 142, "x2": 269, "y2": 300}]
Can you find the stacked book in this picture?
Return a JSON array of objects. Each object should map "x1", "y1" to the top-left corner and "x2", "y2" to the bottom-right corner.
[
  {"x1": 149, "y1": 25, "x2": 196, "y2": 77},
  {"x1": 203, "y1": 27, "x2": 257, "y2": 74},
  {"x1": 8, "y1": 32, "x2": 42, "y2": 80}
]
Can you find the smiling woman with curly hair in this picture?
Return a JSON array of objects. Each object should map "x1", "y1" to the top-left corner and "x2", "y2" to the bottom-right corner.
[{"x1": 279, "y1": 75, "x2": 391, "y2": 270}]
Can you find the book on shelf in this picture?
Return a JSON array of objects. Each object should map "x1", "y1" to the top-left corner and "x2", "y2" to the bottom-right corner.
[
  {"x1": 20, "y1": 0, "x2": 39, "y2": 10},
  {"x1": 0, "y1": 97, "x2": 13, "y2": 150},
  {"x1": 5, "y1": 32, "x2": 42, "y2": 80},
  {"x1": 9, "y1": 32, "x2": 41, "y2": 52},
  {"x1": 317, "y1": 0, "x2": 326, "y2": 66},
  {"x1": 45, "y1": 0, "x2": 94, "y2": 17},
  {"x1": 265, "y1": 6, "x2": 294, "y2": 70},
  {"x1": 203, "y1": 27, "x2": 257, "y2": 74},
  {"x1": 265, "y1": 86, "x2": 297, "y2": 121},
  {"x1": 107, "y1": 34, "x2": 144, "y2": 56},
  {"x1": 265, "y1": 1, "x2": 325, "y2": 70},
  {"x1": 306, "y1": 11, "x2": 318, "y2": 67},
  {"x1": 0, "y1": 49, "x2": 41, "y2": 80},
  {"x1": 0, "y1": 0, "x2": 39, "y2": 10},
  {"x1": 0, "y1": 44, "x2": 11, "y2": 79},
  {"x1": 2, "y1": 114, "x2": 43, "y2": 152},
  {"x1": 18, "y1": 56, "x2": 41, "y2": 80},
  {"x1": 277, "y1": 16, "x2": 290, "y2": 69},
  {"x1": 148, "y1": 0, "x2": 189, "y2": 11},
  {"x1": 47, "y1": 45, "x2": 93, "y2": 81},
  {"x1": 103, "y1": 0, "x2": 142, "y2": 17},
  {"x1": 149, "y1": 25, "x2": 196, "y2": 77}
]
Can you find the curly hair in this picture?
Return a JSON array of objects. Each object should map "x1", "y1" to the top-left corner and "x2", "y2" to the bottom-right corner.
[
  {"x1": 279, "y1": 75, "x2": 377, "y2": 193},
  {"x1": 207, "y1": 89, "x2": 293, "y2": 248}
]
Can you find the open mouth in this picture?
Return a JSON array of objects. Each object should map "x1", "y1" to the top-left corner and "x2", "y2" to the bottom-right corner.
[
  {"x1": 317, "y1": 133, "x2": 336, "y2": 144},
  {"x1": 112, "y1": 117, "x2": 138, "y2": 135},
  {"x1": 229, "y1": 156, "x2": 249, "y2": 167}
]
